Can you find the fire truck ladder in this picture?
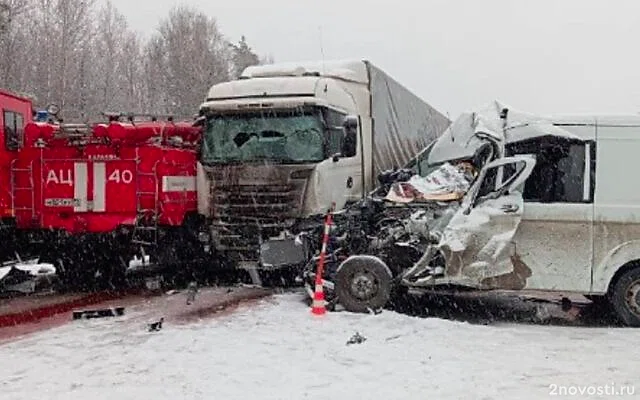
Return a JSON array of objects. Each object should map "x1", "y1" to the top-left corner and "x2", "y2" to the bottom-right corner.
[
  {"x1": 10, "y1": 159, "x2": 36, "y2": 221},
  {"x1": 131, "y1": 161, "x2": 160, "y2": 247}
]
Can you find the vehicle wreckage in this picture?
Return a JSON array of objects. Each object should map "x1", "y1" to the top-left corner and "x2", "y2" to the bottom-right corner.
[{"x1": 296, "y1": 100, "x2": 640, "y2": 327}]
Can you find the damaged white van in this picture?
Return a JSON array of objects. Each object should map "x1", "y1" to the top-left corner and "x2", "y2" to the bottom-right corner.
[{"x1": 301, "y1": 100, "x2": 640, "y2": 327}]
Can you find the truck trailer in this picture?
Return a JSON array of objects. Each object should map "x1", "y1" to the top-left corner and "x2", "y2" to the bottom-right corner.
[{"x1": 196, "y1": 59, "x2": 450, "y2": 280}]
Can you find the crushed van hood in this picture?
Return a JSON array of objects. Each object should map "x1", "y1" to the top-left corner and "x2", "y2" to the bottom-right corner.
[{"x1": 427, "y1": 100, "x2": 583, "y2": 165}]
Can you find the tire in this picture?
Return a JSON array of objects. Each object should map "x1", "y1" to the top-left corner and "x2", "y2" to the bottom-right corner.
[
  {"x1": 334, "y1": 256, "x2": 393, "y2": 313},
  {"x1": 609, "y1": 267, "x2": 640, "y2": 327}
]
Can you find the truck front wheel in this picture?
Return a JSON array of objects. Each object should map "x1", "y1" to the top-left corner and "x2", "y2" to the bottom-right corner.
[
  {"x1": 335, "y1": 256, "x2": 393, "y2": 313},
  {"x1": 610, "y1": 267, "x2": 640, "y2": 327}
]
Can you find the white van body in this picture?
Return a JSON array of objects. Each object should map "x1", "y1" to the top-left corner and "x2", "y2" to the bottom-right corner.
[
  {"x1": 309, "y1": 100, "x2": 640, "y2": 325},
  {"x1": 417, "y1": 101, "x2": 640, "y2": 301}
]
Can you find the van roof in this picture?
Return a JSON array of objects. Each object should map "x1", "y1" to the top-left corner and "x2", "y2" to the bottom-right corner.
[{"x1": 549, "y1": 114, "x2": 640, "y2": 126}]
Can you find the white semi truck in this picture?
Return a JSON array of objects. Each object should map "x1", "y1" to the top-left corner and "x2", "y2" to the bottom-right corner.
[{"x1": 196, "y1": 59, "x2": 450, "y2": 278}]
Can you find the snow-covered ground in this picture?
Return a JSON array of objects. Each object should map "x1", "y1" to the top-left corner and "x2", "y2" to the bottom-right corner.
[{"x1": 0, "y1": 292, "x2": 638, "y2": 400}]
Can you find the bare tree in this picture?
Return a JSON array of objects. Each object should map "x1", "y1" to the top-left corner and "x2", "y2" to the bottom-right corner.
[
  {"x1": 0, "y1": 1, "x2": 270, "y2": 121},
  {"x1": 118, "y1": 32, "x2": 145, "y2": 113},
  {"x1": 0, "y1": 1, "x2": 10, "y2": 36},
  {"x1": 0, "y1": 0, "x2": 26, "y2": 37},
  {"x1": 146, "y1": 5, "x2": 232, "y2": 118},
  {"x1": 22, "y1": 0, "x2": 96, "y2": 118},
  {"x1": 230, "y1": 35, "x2": 260, "y2": 79},
  {"x1": 141, "y1": 34, "x2": 169, "y2": 114},
  {"x1": 0, "y1": 0, "x2": 31, "y2": 90},
  {"x1": 89, "y1": 0, "x2": 144, "y2": 117},
  {"x1": 260, "y1": 54, "x2": 275, "y2": 65}
]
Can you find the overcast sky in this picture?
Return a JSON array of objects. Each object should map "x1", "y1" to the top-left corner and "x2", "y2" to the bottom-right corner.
[{"x1": 109, "y1": 0, "x2": 640, "y2": 118}]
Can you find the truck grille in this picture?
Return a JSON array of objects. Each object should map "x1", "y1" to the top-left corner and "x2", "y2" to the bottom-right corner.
[
  {"x1": 210, "y1": 183, "x2": 306, "y2": 261},
  {"x1": 214, "y1": 185, "x2": 298, "y2": 220}
]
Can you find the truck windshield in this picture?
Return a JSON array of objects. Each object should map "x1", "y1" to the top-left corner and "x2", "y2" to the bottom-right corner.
[{"x1": 201, "y1": 109, "x2": 325, "y2": 164}]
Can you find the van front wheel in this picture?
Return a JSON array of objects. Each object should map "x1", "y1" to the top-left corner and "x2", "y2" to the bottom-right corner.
[
  {"x1": 335, "y1": 256, "x2": 393, "y2": 313},
  {"x1": 610, "y1": 267, "x2": 640, "y2": 327}
]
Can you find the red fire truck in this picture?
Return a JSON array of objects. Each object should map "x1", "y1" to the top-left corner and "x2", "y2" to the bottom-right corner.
[
  {"x1": 1, "y1": 89, "x2": 205, "y2": 291},
  {"x1": 0, "y1": 89, "x2": 33, "y2": 226}
]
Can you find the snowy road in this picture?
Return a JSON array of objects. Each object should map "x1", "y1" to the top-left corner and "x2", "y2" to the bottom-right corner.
[{"x1": 0, "y1": 292, "x2": 638, "y2": 399}]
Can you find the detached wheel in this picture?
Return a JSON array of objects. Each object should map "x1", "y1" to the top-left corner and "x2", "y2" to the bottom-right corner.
[
  {"x1": 610, "y1": 267, "x2": 640, "y2": 327},
  {"x1": 335, "y1": 256, "x2": 393, "y2": 313}
]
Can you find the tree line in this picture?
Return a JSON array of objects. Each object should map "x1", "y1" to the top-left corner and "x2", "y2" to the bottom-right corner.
[{"x1": 0, "y1": 0, "x2": 271, "y2": 121}]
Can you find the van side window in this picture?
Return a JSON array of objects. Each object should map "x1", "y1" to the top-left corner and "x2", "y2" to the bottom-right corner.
[
  {"x1": 476, "y1": 167, "x2": 498, "y2": 199},
  {"x1": 3, "y1": 110, "x2": 23, "y2": 151},
  {"x1": 322, "y1": 108, "x2": 349, "y2": 157},
  {"x1": 477, "y1": 160, "x2": 525, "y2": 200},
  {"x1": 506, "y1": 136, "x2": 588, "y2": 203}
]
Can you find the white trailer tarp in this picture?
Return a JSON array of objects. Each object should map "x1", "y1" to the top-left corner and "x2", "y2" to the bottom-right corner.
[{"x1": 367, "y1": 62, "x2": 450, "y2": 181}]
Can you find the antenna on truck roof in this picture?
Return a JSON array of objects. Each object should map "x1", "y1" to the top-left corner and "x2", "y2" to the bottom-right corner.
[{"x1": 319, "y1": 25, "x2": 326, "y2": 74}]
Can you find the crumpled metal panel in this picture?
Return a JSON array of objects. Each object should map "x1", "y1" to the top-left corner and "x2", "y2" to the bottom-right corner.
[
  {"x1": 439, "y1": 192, "x2": 527, "y2": 288},
  {"x1": 427, "y1": 100, "x2": 584, "y2": 165}
]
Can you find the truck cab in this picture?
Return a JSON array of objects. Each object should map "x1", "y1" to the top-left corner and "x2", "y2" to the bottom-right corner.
[
  {"x1": 197, "y1": 63, "x2": 365, "y2": 276},
  {"x1": 0, "y1": 89, "x2": 33, "y2": 222},
  {"x1": 197, "y1": 60, "x2": 449, "y2": 278}
]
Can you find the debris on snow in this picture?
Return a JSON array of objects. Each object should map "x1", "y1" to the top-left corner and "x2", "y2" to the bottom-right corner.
[
  {"x1": 186, "y1": 282, "x2": 198, "y2": 305},
  {"x1": 0, "y1": 258, "x2": 57, "y2": 294},
  {"x1": 0, "y1": 258, "x2": 56, "y2": 280},
  {"x1": 148, "y1": 317, "x2": 164, "y2": 332},
  {"x1": 346, "y1": 332, "x2": 367, "y2": 345},
  {"x1": 72, "y1": 307, "x2": 125, "y2": 320},
  {"x1": 385, "y1": 334, "x2": 402, "y2": 342}
]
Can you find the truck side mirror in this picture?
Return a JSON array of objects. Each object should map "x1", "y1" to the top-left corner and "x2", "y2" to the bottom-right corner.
[
  {"x1": 193, "y1": 116, "x2": 206, "y2": 127},
  {"x1": 341, "y1": 115, "x2": 358, "y2": 157}
]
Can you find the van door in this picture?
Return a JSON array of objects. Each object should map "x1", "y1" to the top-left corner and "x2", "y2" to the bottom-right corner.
[
  {"x1": 435, "y1": 155, "x2": 536, "y2": 289},
  {"x1": 508, "y1": 138, "x2": 594, "y2": 292}
]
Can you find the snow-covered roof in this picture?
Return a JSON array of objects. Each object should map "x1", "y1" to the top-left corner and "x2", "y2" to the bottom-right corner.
[
  {"x1": 240, "y1": 59, "x2": 370, "y2": 84},
  {"x1": 205, "y1": 76, "x2": 322, "y2": 101}
]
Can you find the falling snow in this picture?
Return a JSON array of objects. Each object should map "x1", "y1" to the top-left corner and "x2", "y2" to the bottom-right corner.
[{"x1": 0, "y1": 293, "x2": 638, "y2": 400}]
